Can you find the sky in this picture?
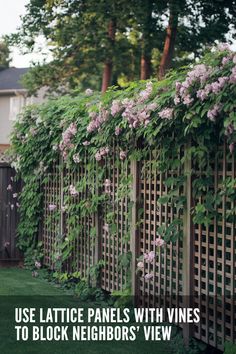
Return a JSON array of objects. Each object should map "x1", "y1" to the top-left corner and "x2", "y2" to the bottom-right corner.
[{"x1": 0, "y1": 0, "x2": 51, "y2": 68}]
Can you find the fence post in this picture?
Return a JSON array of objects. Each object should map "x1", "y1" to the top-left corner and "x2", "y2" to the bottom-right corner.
[
  {"x1": 94, "y1": 160, "x2": 102, "y2": 287},
  {"x1": 130, "y1": 158, "x2": 141, "y2": 305},
  {"x1": 182, "y1": 143, "x2": 193, "y2": 345},
  {"x1": 59, "y1": 158, "x2": 65, "y2": 272}
]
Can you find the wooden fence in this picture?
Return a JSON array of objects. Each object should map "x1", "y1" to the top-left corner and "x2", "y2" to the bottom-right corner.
[
  {"x1": 39, "y1": 143, "x2": 236, "y2": 351},
  {"x1": 0, "y1": 162, "x2": 21, "y2": 262}
]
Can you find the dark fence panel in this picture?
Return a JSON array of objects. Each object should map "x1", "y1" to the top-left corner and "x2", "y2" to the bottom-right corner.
[{"x1": 0, "y1": 163, "x2": 21, "y2": 261}]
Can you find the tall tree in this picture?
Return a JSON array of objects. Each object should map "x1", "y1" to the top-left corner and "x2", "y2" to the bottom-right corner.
[
  {"x1": 159, "y1": 0, "x2": 236, "y2": 78},
  {"x1": 159, "y1": 0, "x2": 180, "y2": 78},
  {"x1": 0, "y1": 40, "x2": 11, "y2": 70}
]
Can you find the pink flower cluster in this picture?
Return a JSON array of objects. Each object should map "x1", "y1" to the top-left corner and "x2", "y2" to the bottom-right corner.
[
  {"x1": 217, "y1": 43, "x2": 231, "y2": 52},
  {"x1": 139, "y1": 82, "x2": 153, "y2": 102},
  {"x1": 121, "y1": 82, "x2": 156, "y2": 128},
  {"x1": 87, "y1": 108, "x2": 109, "y2": 133},
  {"x1": 59, "y1": 122, "x2": 77, "y2": 159},
  {"x1": 111, "y1": 100, "x2": 123, "y2": 116},
  {"x1": 175, "y1": 64, "x2": 212, "y2": 105},
  {"x1": 207, "y1": 104, "x2": 221, "y2": 121},
  {"x1": 138, "y1": 236, "x2": 165, "y2": 280},
  {"x1": 196, "y1": 77, "x2": 229, "y2": 101},
  {"x1": 158, "y1": 108, "x2": 174, "y2": 120},
  {"x1": 95, "y1": 147, "x2": 109, "y2": 161},
  {"x1": 143, "y1": 250, "x2": 155, "y2": 263},
  {"x1": 145, "y1": 273, "x2": 154, "y2": 280},
  {"x1": 229, "y1": 66, "x2": 236, "y2": 84},
  {"x1": 155, "y1": 236, "x2": 165, "y2": 247},
  {"x1": 73, "y1": 153, "x2": 81, "y2": 163}
]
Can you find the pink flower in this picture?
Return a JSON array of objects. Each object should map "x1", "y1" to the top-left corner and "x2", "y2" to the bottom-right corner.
[
  {"x1": 144, "y1": 273, "x2": 154, "y2": 280},
  {"x1": 139, "y1": 82, "x2": 153, "y2": 102},
  {"x1": 229, "y1": 143, "x2": 234, "y2": 154},
  {"x1": 85, "y1": 88, "x2": 93, "y2": 96},
  {"x1": 83, "y1": 141, "x2": 90, "y2": 146},
  {"x1": 95, "y1": 147, "x2": 109, "y2": 161},
  {"x1": 35, "y1": 261, "x2": 41, "y2": 269},
  {"x1": 183, "y1": 95, "x2": 194, "y2": 106},
  {"x1": 119, "y1": 150, "x2": 127, "y2": 160},
  {"x1": 155, "y1": 236, "x2": 165, "y2": 247},
  {"x1": 13, "y1": 193, "x2": 18, "y2": 198},
  {"x1": 222, "y1": 56, "x2": 231, "y2": 66},
  {"x1": 104, "y1": 223, "x2": 109, "y2": 233},
  {"x1": 207, "y1": 104, "x2": 221, "y2": 121},
  {"x1": 69, "y1": 185, "x2": 78, "y2": 196},
  {"x1": 225, "y1": 124, "x2": 234, "y2": 136},
  {"x1": 137, "y1": 261, "x2": 144, "y2": 269},
  {"x1": 144, "y1": 251, "x2": 155, "y2": 263},
  {"x1": 217, "y1": 43, "x2": 231, "y2": 52},
  {"x1": 115, "y1": 126, "x2": 122, "y2": 136},
  {"x1": 48, "y1": 204, "x2": 57, "y2": 211},
  {"x1": 7, "y1": 184, "x2": 12, "y2": 191},
  {"x1": 159, "y1": 108, "x2": 174, "y2": 120},
  {"x1": 111, "y1": 100, "x2": 122, "y2": 116},
  {"x1": 147, "y1": 102, "x2": 158, "y2": 111},
  {"x1": 73, "y1": 153, "x2": 81, "y2": 163},
  {"x1": 104, "y1": 179, "x2": 111, "y2": 193},
  {"x1": 4, "y1": 242, "x2": 10, "y2": 248},
  {"x1": 95, "y1": 152, "x2": 102, "y2": 161}
]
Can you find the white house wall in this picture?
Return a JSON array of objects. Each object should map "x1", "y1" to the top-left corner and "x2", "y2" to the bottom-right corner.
[{"x1": 0, "y1": 95, "x2": 13, "y2": 145}]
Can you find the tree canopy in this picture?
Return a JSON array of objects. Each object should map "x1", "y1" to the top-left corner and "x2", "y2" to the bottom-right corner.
[{"x1": 9, "y1": 0, "x2": 236, "y2": 94}]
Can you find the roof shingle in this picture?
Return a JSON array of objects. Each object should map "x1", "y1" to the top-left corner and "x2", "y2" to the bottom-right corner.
[{"x1": 0, "y1": 68, "x2": 29, "y2": 91}]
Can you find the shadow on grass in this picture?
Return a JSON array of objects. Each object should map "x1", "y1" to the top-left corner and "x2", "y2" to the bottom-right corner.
[{"x1": 0, "y1": 268, "x2": 171, "y2": 354}]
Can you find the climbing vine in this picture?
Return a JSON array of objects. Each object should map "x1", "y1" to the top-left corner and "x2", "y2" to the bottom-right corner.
[{"x1": 9, "y1": 44, "x2": 236, "y2": 282}]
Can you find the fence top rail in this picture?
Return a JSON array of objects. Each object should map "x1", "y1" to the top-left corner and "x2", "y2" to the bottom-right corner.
[{"x1": 0, "y1": 162, "x2": 11, "y2": 168}]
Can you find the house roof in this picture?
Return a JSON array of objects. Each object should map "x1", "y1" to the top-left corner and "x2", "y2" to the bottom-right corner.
[{"x1": 0, "y1": 68, "x2": 29, "y2": 91}]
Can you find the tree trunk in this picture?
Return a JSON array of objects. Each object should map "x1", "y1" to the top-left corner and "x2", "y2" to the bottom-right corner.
[
  {"x1": 101, "y1": 19, "x2": 116, "y2": 92},
  {"x1": 159, "y1": 0, "x2": 178, "y2": 79},
  {"x1": 140, "y1": 1, "x2": 153, "y2": 80},
  {"x1": 140, "y1": 54, "x2": 151, "y2": 80}
]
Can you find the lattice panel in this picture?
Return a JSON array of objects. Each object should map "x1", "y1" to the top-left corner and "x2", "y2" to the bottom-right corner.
[
  {"x1": 42, "y1": 163, "x2": 61, "y2": 269},
  {"x1": 63, "y1": 162, "x2": 96, "y2": 276},
  {"x1": 101, "y1": 151, "x2": 131, "y2": 292},
  {"x1": 139, "y1": 150, "x2": 184, "y2": 309},
  {"x1": 192, "y1": 143, "x2": 236, "y2": 350}
]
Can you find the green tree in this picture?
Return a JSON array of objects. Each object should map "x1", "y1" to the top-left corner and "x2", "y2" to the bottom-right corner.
[
  {"x1": 0, "y1": 40, "x2": 11, "y2": 70},
  {"x1": 9, "y1": 0, "x2": 236, "y2": 92}
]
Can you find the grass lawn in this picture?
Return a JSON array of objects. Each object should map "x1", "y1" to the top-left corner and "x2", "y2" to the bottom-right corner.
[{"x1": 0, "y1": 268, "x2": 172, "y2": 354}]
